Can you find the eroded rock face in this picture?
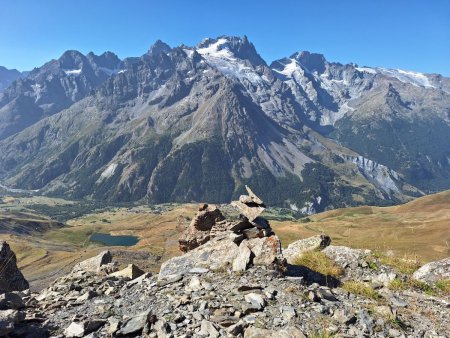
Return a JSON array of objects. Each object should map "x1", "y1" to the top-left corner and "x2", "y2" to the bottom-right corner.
[
  {"x1": 283, "y1": 235, "x2": 331, "y2": 264},
  {"x1": 413, "y1": 257, "x2": 450, "y2": 283},
  {"x1": 0, "y1": 242, "x2": 29, "y2": 293},
  {"x1": 179, "y1": 204, "x2": 227, "y2": 252}
]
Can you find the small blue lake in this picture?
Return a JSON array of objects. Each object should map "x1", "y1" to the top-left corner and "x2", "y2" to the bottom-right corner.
[{"x1": 90, "y1": 233, "x2": 139, "y2": 246}]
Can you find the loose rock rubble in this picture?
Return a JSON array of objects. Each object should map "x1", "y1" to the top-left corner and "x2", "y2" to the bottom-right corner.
[{"x1": 1, "y1": 187, "x2": 449, "y2": 337}]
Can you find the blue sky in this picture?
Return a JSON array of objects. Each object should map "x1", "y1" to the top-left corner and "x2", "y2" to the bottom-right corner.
[{"x1": 1, "y1": 0, "x2": 449, "y2": 75}]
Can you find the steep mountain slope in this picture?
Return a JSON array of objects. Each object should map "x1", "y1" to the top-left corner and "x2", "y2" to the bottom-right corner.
[
  {"x1": 271, "y1": 52, "x2": 450, "y2": 192},
  {"x1": 0, "y1": 51, "x2": 121, "y2": 140},
  {"x1": 0, "y1": 66, "x2": 25, "y2": 93},
  {"x1": 0, "y1": 36, "x2": 448, "y2": 211}
]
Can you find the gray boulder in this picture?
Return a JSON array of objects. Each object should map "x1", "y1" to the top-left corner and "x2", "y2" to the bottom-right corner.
[
  {"x1": 283, "y1": 235, "x2": 331, "y2": 264},
  {"x1": 233, "y1": 242, "x2": 252, "y2": 272},
  {"x1": 0, "y1": 242, "x2": 29, "y2": 293},
  {"x1": 413, "y1": 257, "x2": 450, "y2": 283},
  {"x1": 118, "y1": 310, "x2": 154, "y2": 335},
  {"x1": 71, "y1": 250, "x2": 112, "y2": 274},
  {"x1": 160, "y1": 233, "x2": 285, "y2": 280},
  {"x1": 0, "y1": 292, "x2": 24, "y2": 310},
  {"x1": 247, "y1": 236, "x2": 283, "y2": 266},
  {"x1": 322, "y1": 246, "x2": 371, "y2": 269}
]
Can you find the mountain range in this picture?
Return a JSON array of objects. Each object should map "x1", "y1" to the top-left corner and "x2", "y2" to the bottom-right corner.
[{"x1": 0, "y1": 36, "x2": 449, "y2": 213}]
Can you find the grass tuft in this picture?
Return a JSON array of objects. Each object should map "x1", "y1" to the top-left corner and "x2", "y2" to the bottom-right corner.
[
  {"x1": 408, "y1": 279, "x2": 436, "y2": 296},
  {"x1": 388, "y1": 278, "x2": 407, "y2": 291},
  {"x1": 292, "y1": 251, "x2": 344, "y2": 278},
  {"x1": 342, "y1": 281, "x2": 381, "y2": 300},
  {"x1": 373, "y1": 252, "x2": 421, "y2": 275},
  {"x1": 435, "y1": 279, "x2": 450, "y2": 294},
  {"x1": 388, "y1": 277, "x2": 438, "y2": 296}
]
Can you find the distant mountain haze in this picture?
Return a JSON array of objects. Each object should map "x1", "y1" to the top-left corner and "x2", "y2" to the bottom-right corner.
[
  {"x1": 0, "y1": 66, "x2": 27, "y2": 93},
  {"x1": 0, "y1": 36, "x2": 449, "y2": 212}
]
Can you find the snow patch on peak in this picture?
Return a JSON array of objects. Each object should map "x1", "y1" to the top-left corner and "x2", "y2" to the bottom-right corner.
[
  {"x1": 196, "y1": 38, "x2": 265, "y2": 85},
  {"x1": 355, "y1": 67, "x2": 377, "y2": 74},
  {"x1": 273, "y1": 59, "x2": 302, "y2": 78},
  {"x1": 64, "y1": 69, "x2": 82, "y2": 76},
  {"x1": 378, "y1": 68, "x2": 435, "y2": 88},
  {"x1": 183, "y1": 48, "x2": 195, "y2": 58},
  {"x1": 197, "y1": 38, "x2": 233, "y2": 59}
]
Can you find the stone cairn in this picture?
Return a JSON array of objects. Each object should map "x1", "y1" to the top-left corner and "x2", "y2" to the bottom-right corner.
[
  {"x1": 169, "y1": 186, "x2": 283, "y2": 278},
  {"x1": 230, "y1": 185, "x2": 273, "y2": 238},
  {"x1": 179, "y1": 185, "x2": 274, "y2": 253}
]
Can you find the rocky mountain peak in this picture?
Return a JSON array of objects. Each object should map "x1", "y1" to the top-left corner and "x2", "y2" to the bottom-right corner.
[
  {"x1": 291, "y1": 51, "x2": 327, "y2": 74},
  {"x1": 57, "y1": 50, "x2": 89, "y2": 70},
  {"x1": 148, "y1": 39, "x2": 172, "y2": 56},
  {"x1": 196, "y1": 35, "x2": 266, "y2": 66},
  {"x1": 86, "y1": 51, "x2": 121, "y2": 70}
]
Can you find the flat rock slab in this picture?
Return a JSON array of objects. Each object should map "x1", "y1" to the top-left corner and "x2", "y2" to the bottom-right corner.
[
  {"x1": 71, "y1": 250, "x2": 112, "y2": 274},
  {"x1": 233, "y1": 243, "x2": 252, "y2": 272},
  {"x1": 159, "y1": 236, "x2": 239, "y2": 280},
  {"x1": 231, "y1": 201, "x2": 265, "y2": 221}
]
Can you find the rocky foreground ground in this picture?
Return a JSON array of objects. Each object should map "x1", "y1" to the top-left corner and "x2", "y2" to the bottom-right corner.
[{"x1": 0, "y1": 187, "x2": 449, "y2": 337}]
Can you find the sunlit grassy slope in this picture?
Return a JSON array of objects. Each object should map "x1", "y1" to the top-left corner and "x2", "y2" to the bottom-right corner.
[{"x1": 274, "y1": 190, "x2": 450, "y2": 262}]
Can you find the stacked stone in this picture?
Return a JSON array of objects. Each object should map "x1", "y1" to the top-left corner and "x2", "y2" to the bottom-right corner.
[
  {"x1": 178, "y1": 204, "x2": 227, "y2": 252},
  {"x1": 178, "y1": 186, "x2": 274, "y2": 254},
  {"x1": 171, "y1": 186, "x2": 284, "y2": 277},
  {"x1": 230, "y1": 185, "x2": 272, "y2": 239}
]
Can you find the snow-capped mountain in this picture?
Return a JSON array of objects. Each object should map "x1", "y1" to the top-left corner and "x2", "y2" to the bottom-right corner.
[
  {"x1": 0, "y1": 50, "x2": 122, "y2": 140},
  {"x1": 0, "y1": 36, "x2": 448, "y2": 212}
]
